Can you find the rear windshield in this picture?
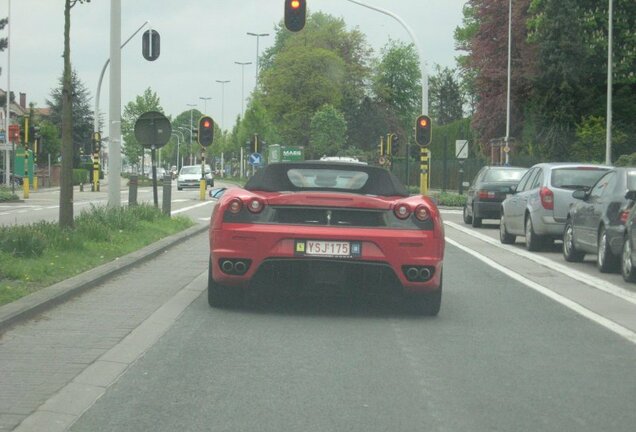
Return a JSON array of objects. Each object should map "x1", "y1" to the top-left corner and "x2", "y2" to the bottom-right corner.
[
  {"x1": 551, "y1": 168, "x2": 608, "y2": 190},
  {"x1": 483, "y1": 168, "x2": 526, "y2": 182}
]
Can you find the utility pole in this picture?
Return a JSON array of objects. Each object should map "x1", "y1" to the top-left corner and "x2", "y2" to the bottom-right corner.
[
  {"x1": 606, "y1": 0, "x2": 614, "y2": 165},
  {"x1": 215, "y1": 80, "x2": 230, "y2": 130},
  {"x1": 235, "y1": 61, "x2": 252, "y2": 117},
  {"x1": 3, "y1": 0, "x2": 10, "y2": 186},
  {"x1": 247, "y1": 32, "x2": 269, "y2": 91},
  {"x1": 186, "y1": 103, "x2": 196, "y2": 165},
  {"x1": 108, "y1": 0, "x2": 122, "y2": 207},
  {"x1": 199, "y1": 96, "x2": 211, "y2": 114}
]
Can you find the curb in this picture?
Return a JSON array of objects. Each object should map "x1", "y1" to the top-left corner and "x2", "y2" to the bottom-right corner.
[{"x1": 0, "y1": 223, "x2": 209, "y2": 331}]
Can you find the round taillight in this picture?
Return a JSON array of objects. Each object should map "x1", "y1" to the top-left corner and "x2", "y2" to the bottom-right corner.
[
  {"x1": 414, "y1": 205, "x2": 430, "y2": 221},
  {"x1": 247, "y1": 198, "x2": 265, "y2": 213},
  {"x1": 394, "y1": 203, "x2": 411, "y2": 220},
  {"x1": 228, "y1": 199, "x2": 243, "y2": 214}
]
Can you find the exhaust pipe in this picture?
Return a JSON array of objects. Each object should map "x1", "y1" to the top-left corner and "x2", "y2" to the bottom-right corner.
[
  {"x1": 406, "y1": 267, "x2": 420, "y2": 281},
  {"x1": 221, "y1": 260, "x2": 235, "y2": 274},
  {"x1": 234, "y1": 261, "x2": 247, "y2": 275},
  {"x1": 418, "y1": 267, "x2": 432, "y2": 281}
]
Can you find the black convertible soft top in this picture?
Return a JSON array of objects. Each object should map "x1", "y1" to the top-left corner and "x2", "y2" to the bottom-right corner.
[{"x1": 244, "y1": 161, "x2": 409, "y2": 197}]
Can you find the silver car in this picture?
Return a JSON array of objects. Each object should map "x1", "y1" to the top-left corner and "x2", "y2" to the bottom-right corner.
[{"x1": 499, "y1": 163, "x2": 610, "y2": 251}]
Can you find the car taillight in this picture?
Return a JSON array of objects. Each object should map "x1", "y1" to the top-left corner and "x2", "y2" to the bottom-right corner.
[
  {"x1": 478, "y1": 190, "x2": 496, "y2": 199},
  {"x1": 540, "y1": 187, "x2": 554, "y2": 210},
  {"x1": 228, "y1": 198, "x2": 243, "y2": 214},
  {"x1": 414, "y1": 205, "x2": 431, "y2": 221},
  {"x1": 394, "y1": 203, "x2": 411, "y2": 220},
  {"x1": 619, "y1": 210, "x2": 629, "y2": 225},
  {"x1": 247, "y1": 198, "x2": 265, "y2": 213}
]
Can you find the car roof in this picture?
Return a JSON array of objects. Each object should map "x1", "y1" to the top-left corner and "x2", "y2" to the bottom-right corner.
[{"x1": 531, "y1": 162, "x2": 611, "y2": 169}]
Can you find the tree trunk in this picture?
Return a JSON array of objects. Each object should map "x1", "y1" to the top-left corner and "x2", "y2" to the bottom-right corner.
[{"x1": 59, "y1": 0, "x2": 73, "y2": 228}]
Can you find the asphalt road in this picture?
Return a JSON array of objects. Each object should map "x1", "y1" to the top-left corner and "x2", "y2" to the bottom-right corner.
[{"x1": 3, "y1": 210, "x2": 636, "y2": 432}]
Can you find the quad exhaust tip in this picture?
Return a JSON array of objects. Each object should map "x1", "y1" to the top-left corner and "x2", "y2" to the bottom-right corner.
[{"x1": 403, "y1": 266, "x2": 434, "y2": 282}]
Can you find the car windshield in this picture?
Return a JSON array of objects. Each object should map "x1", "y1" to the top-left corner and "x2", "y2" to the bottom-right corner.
[
  {"x1": 483, "y1": 168, "x2": 526, "y2": 182},
  {"x1": 551, "y1": 167, "x2": 609, "y2": 189},
  {"x1": 179, "y1": 167, "x2": 199, "y2": 175}
]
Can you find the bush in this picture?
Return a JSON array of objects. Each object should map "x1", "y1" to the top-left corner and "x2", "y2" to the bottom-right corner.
[
  {"x1": 0, "y1": 226, "x2": 47, "y2": 258},
  {"x1": 615, "y1": 153, "x2": 636, "y2": 167},
  {"x1": 0, "y1": 186, "x2": 19, "y2": 202},
  {"x1": 430, "y1": 192, "x2": 467, "y2": 207},
  {"x1": 72, "y1": 169, "x2": 90, "y2": 185}
]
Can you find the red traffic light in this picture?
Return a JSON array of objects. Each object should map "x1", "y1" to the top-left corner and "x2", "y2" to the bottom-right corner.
[
  {"x1": 291, "y1": 0, "x2": 301, "y2": 8},
  {"x1": 419, "y1": 118, "x2": 429, "y2": 128},
  {"x1": 198, "y1": 116, "x2": 215, "y2": 147},
  {"x1": 415, "y1": 115, "x2": 432, "y2": 147},
  {"x1": 285, "y1": 0, "x2": 306, "y2": 32},
  {"x1": 202, "y1": 119, "x2": 211, "y2": 129}
]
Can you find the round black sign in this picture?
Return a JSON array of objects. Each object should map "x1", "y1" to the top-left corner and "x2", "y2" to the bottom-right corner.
[{"x1": 134, "y1": 111, "x2": 172, "y2": 149}]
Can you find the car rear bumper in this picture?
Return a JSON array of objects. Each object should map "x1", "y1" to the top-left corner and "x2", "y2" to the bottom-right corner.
[
  {"x1": 210, "y1": 224, "x2": 444, "y2": 294},
  {"x1": 473, "y1": 201, "x2": 503, "y2": 219}
]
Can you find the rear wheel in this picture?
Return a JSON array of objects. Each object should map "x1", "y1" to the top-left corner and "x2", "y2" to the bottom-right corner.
[
  {"x1": 499, "y1": 214, "x2": 516, "y2": 244},
  {"x1": 525, "y1": 216, "x2": 544, "y2": 252},
  {"x1": 563, "y1": 220, "x2": 585, "y2": 262},
  {"x1": 208, "y1": 258, "x2": 244, "y2": 308},
  {"x1": 622, "y1": 237, "x2": 636, "y2": 282},
  {"x1": 406, "y1": 273, "x2": 442, "y2": 316},
  {"x1": 463, "y1": 205, "x2": 473, "y2": 224},
  {"x1": 471, "y1": 206, "x2": 482, "y2": 228},
  {"x1": 597, "y1": 227, "x2": 618, "y2": 273}
]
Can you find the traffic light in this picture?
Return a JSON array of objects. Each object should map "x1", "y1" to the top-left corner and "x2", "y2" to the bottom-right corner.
[
  {"x1": 378, "y1": 136, "x2": 384, "y2": 156},
  {"x1": 284, "y1": 0, "x2": 306, "y2": 32},
  {"x1": 250, "y1": 134, "x2": 260, "y2": 154},
  {"x1": 92, "y1": 131, "x2": 102, "y2": 153},
  {"x1": 415, "y1": 115, "x2": 432, "y2": 147},
  {"x1": 142, "y1": 29, "x2": 160, "y2": 61},
  {"x1": 390, "y1": 133, "x2": 399, "y2": 155},
  {"x1": 198, "y1": 116, "x2": 214, "y2": 147}
]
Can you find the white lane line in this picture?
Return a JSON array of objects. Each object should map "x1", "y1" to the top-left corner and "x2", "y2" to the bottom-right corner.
[
  {"x1": 447, "y1": 237, "x2": 636, "y2": 345},
  {"x1": 440, "y1": 209, "x2": 463, "y2": 215},
  {"x1": 171, "y1": 201, "x2": 214, "y2": 215},
  {"x1": 445, "y1": 220, "x2": 636, "y2": 306}
]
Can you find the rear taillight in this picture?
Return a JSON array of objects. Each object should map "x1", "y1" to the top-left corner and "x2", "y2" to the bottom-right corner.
[
  {"x1": 619, "y1": 210, "x2": 629, "y2": 225},
  {"x1": 394, "y1": 203, "x2": 411, "y2": 220},
  {"x1": 414, "y1": 205, "x2": 431, "y2": 221},
  {"x1": 478, "y1": 190, "x2": 494, "y2": 199},
  {"x1": 247, "y1": 198, "x2": 265, "y2": 213},
  {"x1": 228, "y1": 198, "x2": 243, "y2": 214},
  {"x1": 540, "y1": 187, "x2": 554, "y2": 210}
]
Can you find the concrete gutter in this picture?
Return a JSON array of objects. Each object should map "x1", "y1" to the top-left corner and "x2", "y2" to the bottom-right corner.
[{"x1": 0, "y1": 223, "x2": 209, "y2": 330}]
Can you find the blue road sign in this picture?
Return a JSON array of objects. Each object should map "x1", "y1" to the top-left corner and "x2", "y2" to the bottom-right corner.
[{"x1": 248, "y1": 152, "x2": 263, "y2": 166}]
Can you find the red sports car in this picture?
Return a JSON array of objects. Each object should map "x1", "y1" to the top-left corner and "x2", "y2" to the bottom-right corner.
[{"x1": 208, "y1": 161, "x2": 445, "y2": 315}]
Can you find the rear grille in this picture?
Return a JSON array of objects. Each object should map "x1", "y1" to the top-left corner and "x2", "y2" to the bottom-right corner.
[{"x1": 273, "y1": 207, "x2": 385, "y2": 227}]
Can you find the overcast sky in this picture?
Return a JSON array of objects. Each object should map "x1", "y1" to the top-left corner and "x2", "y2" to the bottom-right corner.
[{"x1": 0, "y1": 0, "x2": 467, "y2": 131}]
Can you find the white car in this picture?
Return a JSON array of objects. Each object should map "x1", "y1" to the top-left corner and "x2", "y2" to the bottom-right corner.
[{"x1": 177, "y1": 165, "x2": 214, "y2": 190}]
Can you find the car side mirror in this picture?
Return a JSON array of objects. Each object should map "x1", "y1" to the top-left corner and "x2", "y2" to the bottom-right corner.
[
  {"x1": 626, "y1": 190, "x2": 636, "y2": 201},
  {"x1": 572, "y1": 189, "x2": 588, "y2": 200}
]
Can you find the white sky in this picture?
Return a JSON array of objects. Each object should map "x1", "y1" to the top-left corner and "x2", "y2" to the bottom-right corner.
[{"x1": 0, "y1": 0, "x2": 466, "y2": 130}]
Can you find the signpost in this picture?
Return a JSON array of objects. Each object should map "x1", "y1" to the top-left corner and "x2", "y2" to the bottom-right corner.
[
  {"x1": 456, "y1": 140, "x2": 469, "y2": 195},
  {"x1": 134, "y1": 111, "x2": 172, "y2": 207}
]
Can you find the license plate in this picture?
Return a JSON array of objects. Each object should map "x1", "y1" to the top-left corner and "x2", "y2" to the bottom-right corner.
[{"x1": 295, "y1": 240, "x2": 361, "y2": 258}]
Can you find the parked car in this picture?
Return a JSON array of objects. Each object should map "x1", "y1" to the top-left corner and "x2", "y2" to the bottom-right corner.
[
  {"x1": 177, "y1": 164, "x2": 214, "y2": 190},
  {"x1": 622, "y1": 189, "x2": 636, "y2": 282},
  {"x1": 499, "y1": 163, "x2": 610, "y2": 250},
  {"x1": 463, "y1": 166, "x2": 527, "y2": 227},
  {"x1": 207, "y1": 161, "x2": 446, "y2": 315},
  {"x1": 563, "y1": 167, "x2": 636, "y2": 273}
]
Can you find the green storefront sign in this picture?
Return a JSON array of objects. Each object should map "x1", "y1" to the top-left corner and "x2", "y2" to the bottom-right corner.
[{"x1": 281, "y1": 146, "x2": 304, "y2": 162}]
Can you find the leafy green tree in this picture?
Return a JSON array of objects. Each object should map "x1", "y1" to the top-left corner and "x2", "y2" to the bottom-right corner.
[
  {"x1": 572, "y1": 115, "x2": 627, "y2": 162},
  {"x1": 429, "y1": 65, "x2": 465, "y2": 125},
  {"x1": 309, "y1": 105, "x2": 348, "y2": 158},
  {"x1": 47, "y1": 70, "x2": 94, "y2": 165},
  {"x1": 121, "y1": 88, "x2": 163, "y2": 169},
  {"x1": 59, "y1": 0, "x2": 91, "y2": 228},
  {"x1": 37, "y1": 121, "x2": 62, "y2": 163}
]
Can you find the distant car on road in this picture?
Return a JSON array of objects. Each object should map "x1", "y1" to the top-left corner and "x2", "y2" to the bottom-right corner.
[
  {"x1": 463, "y1": 165, "x2": 527, "y2": 228},
  {"x1": 563, "y1": 167, "x2": 636, "y2": 273},
  {"x1": 177, "y1": 165, "x2": 214, "y2": 190},
  {"x1": 207, "y1": 161, "x2": 445, "y2": 315},
  {"x1": 499, "y1": 163, "x2": 610, "y2": 250}
]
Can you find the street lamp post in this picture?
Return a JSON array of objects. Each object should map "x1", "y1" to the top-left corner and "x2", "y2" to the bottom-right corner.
[
  {"x1": 246, "y1": 32, "x2": 269, "y2": 91},
  {"x1": 215, "y1": 80, "x2": 230, "y2": 130},
  {"x1": 505, "y1": 0, "x2": 512, "y2": 165},
  {"x1": 199, "y1": 96, "x2": 211, "y2": 115},
  {"x1": 606, "y1": 0, "x2": 614, "y2": 165},
  {"x1": 186, "y1": 103, "x2": 197, "y2": 165},
  {"x1": 235, "y1": 61, "x2": 252, "y2": 117},
  {"x1": 172, "y1": 130, "x2": 184, "y2": 172}
]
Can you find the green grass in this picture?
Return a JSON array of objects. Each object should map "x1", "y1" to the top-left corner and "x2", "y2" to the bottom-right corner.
[
  {"x1": 0, "y1": 186, "x2": 19, "y2": 202},
  {"x1": 0, "y1": 204, "x2": 194, "y2": 306}
]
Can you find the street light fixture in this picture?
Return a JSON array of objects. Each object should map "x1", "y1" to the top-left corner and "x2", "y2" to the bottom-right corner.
[
  {"x1": 215, "y1": 80, "x2": 230, "y2": 130},
  {"x1": 186, "y1": 103, "x2": 197, "y2": 165},
  {"x1": 199, "y1": 96, "x2": 211, "y2": 114},
  {"x1": 246, "y1": 32, "x2": 269, "y2": 91},
  {"x1": 234, "y1": 61, "x2": 252, "y2": 117}
]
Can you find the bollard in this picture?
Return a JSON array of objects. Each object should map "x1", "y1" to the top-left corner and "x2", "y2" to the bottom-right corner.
[
  {"x1": 162, "y1": 174, "x2": 172, "y2": 216},
  {"x1": 129, "y1": 175, "x2": 138, "y2": 206}
]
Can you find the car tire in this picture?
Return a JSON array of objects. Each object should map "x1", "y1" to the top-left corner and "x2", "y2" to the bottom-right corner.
[
  {"x1": 499, "y1": 214, "x2": 516, "y2": 244},
  {"x1": 597, "y1": 227, "x2": 618, "y2": 273},
  {"x1": 406, "y1": 272, "x2": 442, "y2": 317},
  {"x1": 208, "y1": 258, "x2": 244, "y2": 308},
  {"x1": 622, "y1": 237, "x2": 636, "y2": 282},
  {"x1": 563, "y1": 220, "x2": 585, "y2": 262},
  {"x1": 471, "y1": 206, "x2": 482, "y2": 228},
  {"x1": 463, "y1": 205, "x2": 473, "y2": 224},
  {"x1": 525, "y1": 216, "x2": 544, "y2": 252}
]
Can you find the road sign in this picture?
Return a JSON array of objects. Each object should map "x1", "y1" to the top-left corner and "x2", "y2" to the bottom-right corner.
[
  {"x1": 134, "y1": 111, "x2": 172, "y2": 149},
  {"x1": 8, "y1": 124, "x2": 20, "y2": 142},
  {"x1": 248, "y1": 152, "x2": 263, "y2": 166},
  {"x1": 455, "y1": 140, "x2": 468, "y2": 159},
  {"x1": 503, "y1": 145, "x2": 510, "y2": 153},
  {"x1": 281, "y1": 146, "x2": 304, "y2": 161},
  {"x1": 0, "y1": 130, "x2": 5, "y2": 142},
  {"x1": 142, "y1": 29, "x2": 160, "y2": 61}
]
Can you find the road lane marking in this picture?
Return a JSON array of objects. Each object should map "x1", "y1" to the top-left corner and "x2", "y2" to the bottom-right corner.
[
  {"x1": 170, "y1": 201, "x2": 214, "y2": 215},
  {"x1": 447, "y1": 237, "x2": 636, "y2": 345},
  {"x1": 445, "y1": 220, "x2": 636, "y2": 306}
]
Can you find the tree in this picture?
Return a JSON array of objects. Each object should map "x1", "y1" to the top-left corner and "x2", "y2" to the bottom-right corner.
[
  {"x1": 0, "y1": 17, "x2": 8, "y2": 52},
  {"x1": 59, "y1": 0, "x2": 91, "y2": 229},
  {"x1": 47, "y1": 70, "x2": 94, "y2": 166},
  {"x1": 121, "y1": 88, "x2": 163, "y2": 169},
  {"x1": 429, "y1": 65, "x2": 465, "y2": 125},
  {"x1": 37, "y1": 121, "x2": 62, "y2": 163},
  {"x1": 309, "y1": 105, "x2": 348, "y2": 159}
]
